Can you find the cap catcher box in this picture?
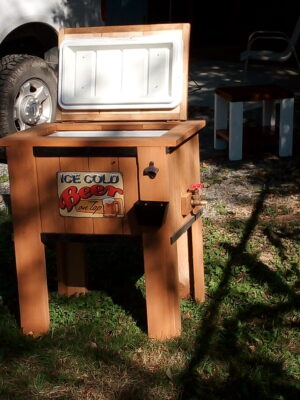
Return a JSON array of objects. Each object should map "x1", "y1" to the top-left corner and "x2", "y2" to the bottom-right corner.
[{"x1": 1, "y1": 23, "x2": 206, "y2": 340}]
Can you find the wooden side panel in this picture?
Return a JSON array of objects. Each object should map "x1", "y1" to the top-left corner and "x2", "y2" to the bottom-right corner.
[
  {"x1": 137, "y1": 147, "x2": 169, "y2": 202},
  {"x1": 168, "y1": 135, "x2": 201, "y2": 233},
  {"x1": 180, "y1": 23, "x2": 190, "y2": 121},
  {"x1": 167, "y1": 135, "x2": 204, "y2": 300},
  {"x1": 6, "y1": 145, "x2": 49, "y2": 335},
  {"x1": 119, "y1": 157, "x2": 139, "y2": 235},
  {"x1": 35, "y1": 157, "x2": 65, "y2": 233},
  {"x1": 57, "y1": 242, "x2": 88, "y2": 296},
  {"x1": 57, "y1": 109, "x2": 183, "y2": 123},
  {"x1": 53, "y1": 121, "x2": 177, "y2": 132},
  {"x1": 35, "y1": 154, "x2": 139, "y2": 236},
  {"x1": 59, "y1": 23, "x2": 188, "y2": 38},
  {"x1": 88, "y1": 156, "x2": 123, "y2": 234},
  {"x1": 59, "y1": 157, "x2": 94, "y2": 234}
]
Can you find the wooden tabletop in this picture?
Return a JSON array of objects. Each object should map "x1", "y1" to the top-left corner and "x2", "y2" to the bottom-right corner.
[
  {"x1": 0, "y1": 120, "x2": 206, "y2": 148},
  {"x1": 215, "y1": 84, "x2": 294, "y2": 102}
]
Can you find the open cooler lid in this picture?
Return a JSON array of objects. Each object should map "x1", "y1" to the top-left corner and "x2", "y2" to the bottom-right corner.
[{"x1": 56, "y1": 24, "x2": 190, "y2": 122}]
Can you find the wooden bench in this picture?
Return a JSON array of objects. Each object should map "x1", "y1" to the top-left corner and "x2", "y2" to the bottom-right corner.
[{"x1": 214, "y1": 84, "x2": 294, "y2": 160}]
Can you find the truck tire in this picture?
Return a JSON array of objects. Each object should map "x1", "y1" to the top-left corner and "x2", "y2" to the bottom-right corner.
[{"x1": 0, "y1": 54, "x2": 57, "y2": 137}]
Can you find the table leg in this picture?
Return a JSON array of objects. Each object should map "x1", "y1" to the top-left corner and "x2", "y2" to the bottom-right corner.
[
  {"x1": 142, "y1": 224, "x2": 181, "y2": 340},
  {"x1": 214, "y1": 94, "x2": 228, "y2": 150},
  {"x1": 279, "y1": 98, "x2": 294, "y2": 157},
  {"x1": 262, "y1": 100, "x2": 276, "y2": 128},
  {"x1": 229, "y1": 102, "x2": 243, "y2": 161}
]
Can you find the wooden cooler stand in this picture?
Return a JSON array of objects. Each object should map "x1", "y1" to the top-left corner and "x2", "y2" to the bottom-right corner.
[{"x1": 1, "y1": 24, "x2": 206, "y2": 340}]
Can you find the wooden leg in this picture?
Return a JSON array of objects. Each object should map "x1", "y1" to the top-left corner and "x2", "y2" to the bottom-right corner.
[
  {"x1": 177, "y1": 218, "x2": 205, "y2": 302},
  {"x1": 57, "y1": 242, "x2": 88, "y2": 296},
  {"x1": 13, "y1": 234, "x2": 49, "y2": 335},
  {"x1": 143, "y1": 224, "x2": 181, "y2": 340},
  {"x1": 189, "y1": 217, "x2": 205, "y2": 302},
  {"x1": 214, "y1": 94, "x2": 228, "y2": 150},
  {"x1": 6, "y1": 145, "x2": 49, "y2": 335},
  {"x1": 229, "y1": 101, "x2": 243, "y2": 161},
  {"x1": 177, "y1": 232, "x2": 191, "y2": 299},
  {"x1": 279, "y1": 98, "x2": 294, "y2": 157},
  {"x1": 262, "y1": 100, "x2": 276, "y2": 128}
]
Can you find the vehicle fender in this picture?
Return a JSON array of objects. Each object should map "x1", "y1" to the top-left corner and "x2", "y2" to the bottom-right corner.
[{"x1": 0, "y1": 0, "x2": 68, "y2": 44}]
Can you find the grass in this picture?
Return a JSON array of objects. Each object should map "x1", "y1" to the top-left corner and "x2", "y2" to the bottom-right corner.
[
  {"x1": 0, "y1": 173, "x2": 8, "y2": 184},
  {"x1": 212, "y1": 202, "x2": 232, "y2": 216},
  {"x1": 0, "y1": 164, "x2": 300, "y2": 399}
]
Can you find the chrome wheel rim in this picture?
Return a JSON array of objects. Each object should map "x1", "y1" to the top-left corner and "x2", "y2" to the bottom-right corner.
[{"x1": 14, "y1": 79, "x2": 52, "y2": 131}]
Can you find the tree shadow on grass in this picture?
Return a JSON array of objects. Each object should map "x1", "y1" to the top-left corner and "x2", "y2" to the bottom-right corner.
[
  {"x1": 41, "y1": 233, "x2": 148, "y2": 333},
  {"x1": 0, "y1": 317, "x2": 170, "y2": 400},
  {"x1": 86, "y1": 236, "x2": 147, "y2": 331},
  {"x1": 263, "y1": 224, "x2": 300, "y2": 269},
  {"x1": 178, "y1": 180, "x2": 300, "y2": 399}
]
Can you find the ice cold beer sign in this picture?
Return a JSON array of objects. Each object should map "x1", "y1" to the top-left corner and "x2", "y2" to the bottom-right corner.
[{"x1": 57, "y1": 172, "x2": 124, "y2": 218}]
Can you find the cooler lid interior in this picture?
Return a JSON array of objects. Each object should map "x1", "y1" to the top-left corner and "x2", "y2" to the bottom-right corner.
[{"x1": 58, "y1": 31, "x2": 183, "y2": 111}]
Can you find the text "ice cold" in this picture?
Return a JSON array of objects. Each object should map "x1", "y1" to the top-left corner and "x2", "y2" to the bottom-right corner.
[{"x1": 59, "y1": 173, "x2": 120, "y2": 184}]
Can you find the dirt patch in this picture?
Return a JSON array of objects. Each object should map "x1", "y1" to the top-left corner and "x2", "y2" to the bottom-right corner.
[{"x1": 201, "y1": 156, "x2": 300, "y2": 221}]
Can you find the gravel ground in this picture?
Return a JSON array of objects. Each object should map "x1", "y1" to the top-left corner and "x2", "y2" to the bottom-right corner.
[{"x1": 201, "y1": 156, "x2": 300, "y2": 221}]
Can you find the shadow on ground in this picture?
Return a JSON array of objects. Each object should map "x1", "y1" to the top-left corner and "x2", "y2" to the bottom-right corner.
[{"x1": 178, "y1": 174, "x2": 300, "y2": 399}]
